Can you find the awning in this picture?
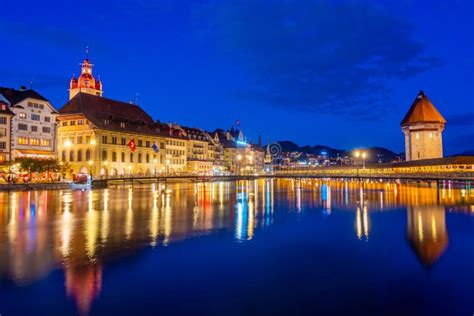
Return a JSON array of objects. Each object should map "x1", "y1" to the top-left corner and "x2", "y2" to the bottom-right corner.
[{"x1": 15, "y1": 149, "x2": 56, "y2": 158}]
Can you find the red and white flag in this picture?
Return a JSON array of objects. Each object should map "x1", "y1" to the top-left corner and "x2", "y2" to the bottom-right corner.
[{"x1": 127, "y1": 138, "x2": 137, "y2": 152}]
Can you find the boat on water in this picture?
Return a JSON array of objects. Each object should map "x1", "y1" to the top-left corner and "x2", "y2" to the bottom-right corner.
[{"x1": 70, "y1": 173, "x2": 92, "y2": 190}]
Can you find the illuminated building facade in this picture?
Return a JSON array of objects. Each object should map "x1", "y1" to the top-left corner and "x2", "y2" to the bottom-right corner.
[
  {"x1": 181, "y1": 126, "x2": 214, "y2": 173},
  {"x1": 0, "y1": 87, "x2": 58, "y2": 160},
  {"x1": 0, "y1": 93, "x2": 14, "y2": 163},
  {"x1": 58, "y1": 56, "x2": 187, "y2": 177},
  {"x1": 401, "y1": 91, "x2": 446, "y2": 161}
]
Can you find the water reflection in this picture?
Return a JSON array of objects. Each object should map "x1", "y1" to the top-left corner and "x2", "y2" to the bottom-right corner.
[{"x1": 0, "y1": 179, "x2": 473, "y2": 314}]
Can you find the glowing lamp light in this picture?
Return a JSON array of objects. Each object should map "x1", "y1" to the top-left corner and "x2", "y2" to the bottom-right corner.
[
  {"x1": 64, "y1": 140, "x2": 72, "y2": 148},
  {"x1": 354, "y1": 150, "x2": 360, "y2": 158},
  {"x1": 153, "y1": 159, "x2": 157, "y2": 164},
  {"x1": 90, "y1": 139, "x2": 96, "y2": 145},
  {"x1": 237, "y1": 154, "x2": 242, "y2": 161},
  {"x1": 88, "y1": 160, "x2": 93, "y2": 165},
  {"x1": 103, "y1": 160, "x2": 108, "y2": 165}
]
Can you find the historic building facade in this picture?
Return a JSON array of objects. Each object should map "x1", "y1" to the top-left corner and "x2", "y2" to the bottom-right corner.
[
  {"x1": 401, "y1": 91, "x2": 446, "y2": 161},
  {"x1": 0, "y1": 87, "x2": 58, "y2": 160},
  {"x1": 181, "y1": 126, "x2": 214, "y2": 173},
  {"x1": 0, "y1": 93, "x2": 14, "y2": 163},
  {"x1": 57, "y1": 56, "x2": 187, "y2": 177}
]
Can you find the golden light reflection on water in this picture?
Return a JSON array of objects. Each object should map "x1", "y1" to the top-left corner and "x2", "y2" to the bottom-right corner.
[{"x1": 0, "y1": 178, "x2": 473, "y2": 313}]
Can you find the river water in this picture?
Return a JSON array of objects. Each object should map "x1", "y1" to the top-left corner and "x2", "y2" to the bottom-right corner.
[{"x1": 0, "y1": 179, "x2": 473, "y2": 315}]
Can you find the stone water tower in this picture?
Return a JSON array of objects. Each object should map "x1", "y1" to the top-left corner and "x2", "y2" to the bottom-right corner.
[{"x1": 401, "y1": 91, "x2": 446, "y2": 161}]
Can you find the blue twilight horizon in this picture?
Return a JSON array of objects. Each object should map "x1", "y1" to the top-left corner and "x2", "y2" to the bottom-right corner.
[{"x1": 1, "y1": 0, "x2": 473, "y2": 154}]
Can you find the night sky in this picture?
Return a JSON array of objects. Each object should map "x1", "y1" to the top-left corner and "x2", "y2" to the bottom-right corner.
[{"x1": 1, "y1": 0, "x2": 473, "y2": 154}]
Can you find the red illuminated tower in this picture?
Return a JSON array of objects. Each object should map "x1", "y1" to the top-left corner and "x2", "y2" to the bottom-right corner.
[{"x1": 69, "y1": 48, "x2": 103, "y2": 100}]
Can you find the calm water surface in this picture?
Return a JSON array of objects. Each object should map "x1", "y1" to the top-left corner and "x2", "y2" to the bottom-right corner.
[{"x1": 0, "y1": 179, "x2": 473, "y2": 315}]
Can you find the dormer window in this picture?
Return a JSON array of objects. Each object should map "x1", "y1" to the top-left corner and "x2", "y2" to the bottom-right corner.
[
  {"x1": 104, "y1": 119, "x2": 110, "y2": 125},
  {"x1": 120, "y1": 122, "x2": 126, "y2": 128}
]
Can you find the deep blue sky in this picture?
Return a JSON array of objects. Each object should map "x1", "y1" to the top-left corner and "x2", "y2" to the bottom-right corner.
[{"x1": 1, "y1": 0, "x2": 473, "y2": 154}]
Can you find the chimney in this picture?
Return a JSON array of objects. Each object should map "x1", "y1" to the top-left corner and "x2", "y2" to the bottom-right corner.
[{"x1": 20, "y1": 86, "x2": 27, "y2": 91}]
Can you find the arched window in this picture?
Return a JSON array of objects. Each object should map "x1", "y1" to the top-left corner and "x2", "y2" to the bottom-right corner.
[
  {"x1": 121, "y1": 152, "x2": 125, "y2": 162},
  {"x1": 77, "y1": 150, "x2": 83, "y2": 162},
  {"x1": 61, "y1": 151, "x2": 66, "y2": 161},
  {"x1": 130, "y1": 153, "x2": 134, "y2": 163},
  {"x1": 102, "y1": 150, "x2": 107, "y2": 161},
  {"x1": 146, "y1": 154, "x2": 150, "y2": 163},
  {"x1": 69, "y1": 151, "x2": 74, "y2": 162},
  {"x1": 138, "y1": 153, "x2": 142, "y2": 163},
  {"x1": 85, "y1": 149, "x2": 91, "y2": 161},
  {"x1": 112, "y1": 151, "x2": 117, "y2": 162}
]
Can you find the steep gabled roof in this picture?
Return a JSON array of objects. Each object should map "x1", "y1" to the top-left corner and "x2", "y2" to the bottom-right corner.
[
  {"x1": 59, "y1": 93, "x2": 187, "y2": 139},
  {"x1": 401, "y1": 91, "x2": 446, "y2": 126},
  {"x1": 0, "y1": 87, "x2": 50, "y2": 105}
]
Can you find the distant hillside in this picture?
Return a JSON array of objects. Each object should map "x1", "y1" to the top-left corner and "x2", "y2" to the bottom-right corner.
[
  {"x1": 275, "y1": 141, "x2": 400, "y2": 163},
  {"x1": 452, "y1": 149, "x2": 474, "y2": 156}
]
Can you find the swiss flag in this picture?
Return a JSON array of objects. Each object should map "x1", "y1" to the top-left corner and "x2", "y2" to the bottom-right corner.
[{"x1": 127, "y1": 138, "x2": 137, "y2": 152}]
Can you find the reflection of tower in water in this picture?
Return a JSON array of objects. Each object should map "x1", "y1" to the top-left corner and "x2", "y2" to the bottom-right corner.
[
  {"x1": 407, "y1": 205, "x2": 448, "y2": 267},
  {"x1": 65, "y1": 265, "x2": 102, "y2": 316},
  {"x1": 355, "y1": 185, "x2": 370, "y2": 240}
]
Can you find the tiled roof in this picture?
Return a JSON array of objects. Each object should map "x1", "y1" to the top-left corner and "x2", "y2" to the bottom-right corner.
[
  {"x1": 0, "y1": 87, "x2": 49, "y2": 105},
  {"x1": 59, "y1": 93, "x2": 186, "y2": 139},
  {"x1": 401, "y1": 91, "x2": 446, "y2": 126}
]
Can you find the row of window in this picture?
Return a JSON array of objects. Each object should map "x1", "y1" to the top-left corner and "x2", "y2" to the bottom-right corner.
[
  {"x1": 62, "y1": 135, "x2": 92, "y2": 145},
  {"x1": 62, "y1": 150, "x2": 161, "y2": 164},
  {"x1": 61, "y1": 119, "x2": 85, "y2": 126},
  {"x1": 166, "y1": 149, "x2": 186, "y2": 156},
  {"x1": 27, "y1": 101, "x2": 45, "y2": 110},
  {"x1": 166, "y1": 139, "x2": 186, "y2": 147},
  {"x1": 18, "y1": 123, "x2": 51, "y2": 133},
  {"x1": 17, "y1": 112, "x2": 51, "y2": 122},
  {"x1": 18, "y1": 137, "x2": 51, "y2": 147},
  {"x1": 101, "y1": 135, "x2": 165, "y2": 148}
]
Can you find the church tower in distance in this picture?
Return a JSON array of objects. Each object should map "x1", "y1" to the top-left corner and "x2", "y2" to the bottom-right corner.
[
  {"x1": 69, "y1": 48, "x2": 103, "y2": 100},
  {"x1": 401, "y1": 91, "x2": 446, "y2": 161}
]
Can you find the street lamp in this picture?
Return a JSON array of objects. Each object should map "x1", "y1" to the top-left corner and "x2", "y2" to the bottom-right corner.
[
  {"x1": 88, "y1": 160, "x2": 93, "y2": 177},
  {"x1": 153, "y1": 159, "x2": 157, "y2": 175},
  {"x1": 361, "y1": 152, "x2": 367, "y2": 169}
]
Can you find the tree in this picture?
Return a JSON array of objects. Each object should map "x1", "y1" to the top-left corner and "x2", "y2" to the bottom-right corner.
[{"x1": 14, "y1": 158, "x2": 69, "y2": 181}]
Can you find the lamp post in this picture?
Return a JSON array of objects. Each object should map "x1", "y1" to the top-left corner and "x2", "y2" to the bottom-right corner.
[
  {"x1": 88, "y1": 160, "x2": 93, "y2": 178},
  {"x1": 361, "y1": 152, "x2": 367, "y2": 169},
  {"x1": 166, "y1": 159, "x2": 170, "y2": 176},
  {"x1": 153, "y1": 159, "x2": 157, "y2": 176}
]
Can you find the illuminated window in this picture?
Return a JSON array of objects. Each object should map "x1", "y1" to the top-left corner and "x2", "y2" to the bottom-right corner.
[
  {"x1": 41, "y1": 139, "x2": 50, "y2": 147},
  {"x1": 429, "y1": 132, "x2": 433, "y2": 138},
  {"x1": 30, "y1": 138, "x2": 40, "y2": 146},
  {"x1": 77, "y1": 119, "x2": 84, "y2": 125},
  {"x1": 415, "y1": 133, "x2": 419, "y2": 140},
  {"x1": 120, "y1": 122, "x2": 126, "y2": 128},
  {"x1": 19, "y1": 113, "x2": 27, "y2": 119},
  {"x1": 18, "y1": 137, "x2": 28, "y2": 145}
]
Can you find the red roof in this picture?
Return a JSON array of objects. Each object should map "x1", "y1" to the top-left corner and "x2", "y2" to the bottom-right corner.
[
  {"x1": 59, "y1": 93, "x2": 185, "y2": 139},
  {"x1": 401, "y1": 91, "x2": 446, "y2": 126}
]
